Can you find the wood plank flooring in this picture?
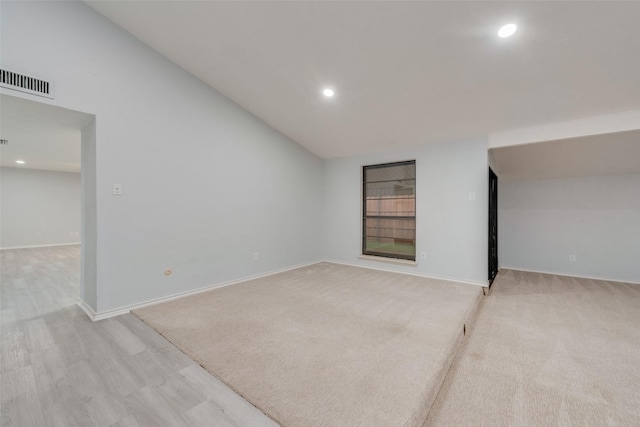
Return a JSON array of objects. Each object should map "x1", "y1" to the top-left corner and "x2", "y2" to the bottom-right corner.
[{"x1": 1, "y1": 245, "x2": 278, "y2": 427}]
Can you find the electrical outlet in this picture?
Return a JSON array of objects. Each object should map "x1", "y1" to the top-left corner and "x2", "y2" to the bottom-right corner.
[
  {"x1": 569, "y1": 255, "x2": 576, "y2": 262},
  {"x1": 253, "y1": 252, "x2": 260, "y2": 261},
  {"x1": 113, "y1": 184, "x2": 122, "y2": 195}
]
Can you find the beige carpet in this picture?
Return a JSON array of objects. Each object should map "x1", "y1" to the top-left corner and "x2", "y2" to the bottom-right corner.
[
  {"x1": 133, "y1": 262, "x2": 482, "y2": 426},
  {"x1": 426, "y1": 270, "x2": 640, "y2": 426}
]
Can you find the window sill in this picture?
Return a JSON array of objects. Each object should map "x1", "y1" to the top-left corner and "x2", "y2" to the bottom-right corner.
[{"x1": 358, "y1": 255, "x2": 418, "y2": 266}]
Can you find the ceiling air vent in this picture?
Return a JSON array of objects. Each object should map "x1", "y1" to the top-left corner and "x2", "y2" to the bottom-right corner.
[{"x1": 0, "y1": 67, "x2": 54, "y2": 99}]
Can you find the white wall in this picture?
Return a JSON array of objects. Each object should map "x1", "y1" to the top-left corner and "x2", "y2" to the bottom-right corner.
[
  {"x1": 489, "y1": 110, "x2": 640, "y2": 149},
  {"x1": 488, "y1": 149, "x2": 496, "y2": 172},
  {"x1": 81, "y1": 118, "x2": 98, "y2": 309},
  {"x1": 1, "y1": 1, "x2": 324, "y2": 313},
  {"x1": 0, "y1": 167, "x2": 81, "y2": 248},
  {"x1": 323, "y1": 137, "x2": 489, "y2": 285},
  {"x1": 499, "y1": 175, "x2": 640, "y2": 283}
]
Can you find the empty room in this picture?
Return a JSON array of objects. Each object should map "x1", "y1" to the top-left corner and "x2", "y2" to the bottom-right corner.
[{"x1": 1, "y1": 1, "x2": 639, "y2": 426}]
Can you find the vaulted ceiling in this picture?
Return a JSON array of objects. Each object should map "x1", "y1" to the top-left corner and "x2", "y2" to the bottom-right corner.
[
  {"x1": 4, "y1": 2, "x2": 639, "y2": 175},
  {"x1": 87, "y1": 1, "x2": 640, "y2": 159}
]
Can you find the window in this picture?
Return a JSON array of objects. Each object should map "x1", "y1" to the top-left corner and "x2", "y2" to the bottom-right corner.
[{"x1": 362, "y1": 160, "x2": 416, "y2": 261}]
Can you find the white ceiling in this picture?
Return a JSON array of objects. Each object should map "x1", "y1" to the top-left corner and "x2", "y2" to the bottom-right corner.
[
  {"x1": 0, "y1": 95, "x2": 92, "y2": 173},
  {"x1": 87, "y1": 1, "x2": 640, "y2": 159},
  {"x1": 491, "y1": 130, "x2": 640, "y2": 181}
]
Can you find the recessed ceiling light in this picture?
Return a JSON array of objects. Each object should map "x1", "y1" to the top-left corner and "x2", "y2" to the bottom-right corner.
[
  {"x1": 498, "y1": 23, "x2": 517, "y2": 38},
  {"x1": 16, "y1": 160, "x2": 26, "y2": 164},
  {"x1": 323, "y1": 88, "x2": 335, "y2": 97}
]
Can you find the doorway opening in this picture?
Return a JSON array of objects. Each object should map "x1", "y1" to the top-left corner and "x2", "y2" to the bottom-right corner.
[
  {"x1": 0, "y1": 93, "x2": 96, "y2": 313},
  {"x1": 488, "y1": 167, "x2": 498, "y2": 286}
]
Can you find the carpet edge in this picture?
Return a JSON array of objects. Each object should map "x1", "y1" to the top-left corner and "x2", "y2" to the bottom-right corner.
[{"x1": 410, "y1": 286, "x2": 485, "y2": 427}]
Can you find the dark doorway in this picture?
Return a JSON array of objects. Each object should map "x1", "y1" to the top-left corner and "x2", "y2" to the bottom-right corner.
[{"x1": 488, "y1": 168, "x2": 498, "y2": 286}]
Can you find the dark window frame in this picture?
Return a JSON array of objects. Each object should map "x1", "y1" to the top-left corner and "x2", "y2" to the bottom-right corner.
[{"x1": 362, "y1": 160, "x2": 416, "y2": 261}]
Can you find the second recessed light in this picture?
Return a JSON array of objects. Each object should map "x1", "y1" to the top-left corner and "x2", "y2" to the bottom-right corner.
[
  {"x1": 323, "y1": 88, "x2": 335, "y2": 97},
  {"x1": 498, "y1": 23, "x2": 517, "y2": 38}
]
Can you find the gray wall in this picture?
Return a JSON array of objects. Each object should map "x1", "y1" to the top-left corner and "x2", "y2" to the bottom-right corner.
[
  {"x1": 499, "y1": 175, "x2": 640, "y2": 283},
  {"x1": 1, "y1": 167, "x2": 81, "y2": 248},
  {"x1": 323, "y1": 137, "x2": 489, "y2": 285},
  {"x1": 81, "y1": 118, "x2": 98, "y2": 310},
  {"x1": 1, "y1": 1, "x2": 324, "y2": 313}
]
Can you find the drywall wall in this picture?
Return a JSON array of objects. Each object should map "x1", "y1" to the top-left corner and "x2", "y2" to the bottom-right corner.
[
  {"x1": 499, "y1": 175, "x2": 640, "y2": 283},
  {"x1": 488, "y1": 149, "x2": 496, "y2": 172},
  {"x1": 1, "y1": 1, "x2": 324, "y2": 313},
  {"x1": 323, "y1": 137, "x2": 489, "y2": 285},
  {"x1": 0, "y1": 167, "x2": 81, "y2": 248},
  {"x1": 489, "y1": 110, "x2": 640, "y2": 149},
  {"x1": 81, "y1": 118, "x2": 98, "y2": 310}
]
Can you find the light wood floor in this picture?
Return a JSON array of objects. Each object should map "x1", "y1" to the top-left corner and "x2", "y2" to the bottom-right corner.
[{"x1": 0, "y1": 245, "x2": 278, "y2": 427}]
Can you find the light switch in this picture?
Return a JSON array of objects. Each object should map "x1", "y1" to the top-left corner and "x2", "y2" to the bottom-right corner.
[
  {"x1": 468, "y1": 192, "x2": 476, "y2": 201},
  {"x1": 113, "y1": 184, "x2": 122, "y2": 195}
]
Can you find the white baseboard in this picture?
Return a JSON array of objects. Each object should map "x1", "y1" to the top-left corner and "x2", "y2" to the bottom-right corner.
[
  {"x1": 499, "y1": 266, "x2": 640, "y2": 285},
  {"x1": 80, "y1": 258, "x2": 490, "y2": 322},
  {"x1": 325, "y1": 259, "x2": 488, "y2": 288},
  {"x1": 1, "y1": 242, "x2": 80, "y2": 250},
  {"x1": 73, "y1": 261, "x2": 638, "y2": 322},
  {"x1": 82, "y1": 260, "x2": 323, "y2": 321},
  {"x1": 76, "y1": 299, "x2": 98, "y2": 321}
]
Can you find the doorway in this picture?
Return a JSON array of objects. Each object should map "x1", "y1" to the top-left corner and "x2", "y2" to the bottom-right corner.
[
  {"x1": 0, "y1": 93, "x2": 96, "y2": 309},
  {"x1": 488, "y1": 167, "x2": 498, "y2": 286}
]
